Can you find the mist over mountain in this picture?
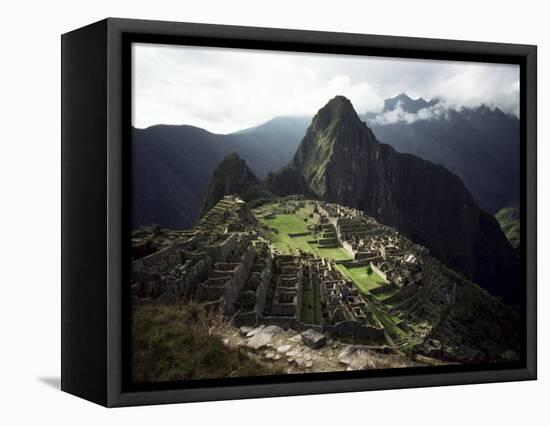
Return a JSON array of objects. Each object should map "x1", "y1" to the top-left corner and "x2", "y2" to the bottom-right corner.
[
  {"x1": 366, "y1": 93, "x2": 520, "y2": 213},
  {"x1": 228, "y1": 116, "x2": 311, "y2": 174},
  {"x1": 132, "y1": 92, "x2": 519, "y2": 230},
  {"x1": 291, "y1": 96, "x2": 519, "y2": 304},
  {"x1": 381, "y1": 92, "x2": 438, "y2": 114}
]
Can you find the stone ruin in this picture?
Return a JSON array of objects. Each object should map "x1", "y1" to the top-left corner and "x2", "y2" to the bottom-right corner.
[{"x1": 131, "y1": 196, "x2": 464, "y2": 353}]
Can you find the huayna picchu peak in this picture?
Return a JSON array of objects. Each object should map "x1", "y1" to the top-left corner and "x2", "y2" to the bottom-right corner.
[
  {"x1": 189, "y1": 97, "x2": 519, "y2": 305},
  {"x1": 292, "y1": 97, "x2": 519, "y2": 304}
]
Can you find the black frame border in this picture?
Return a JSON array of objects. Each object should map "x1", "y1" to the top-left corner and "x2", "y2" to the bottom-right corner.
[{"x1": 101, "y1": 18, "x2": 536, "y2": 407}]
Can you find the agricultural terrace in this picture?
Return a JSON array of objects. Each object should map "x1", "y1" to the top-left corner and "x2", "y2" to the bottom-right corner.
[
  {"x1": 254, "y1": 203, "x2": 352, "y2": 261},
  {"x1": 254, "y1": 202, "x2": 389, "y2": 297},
  {"x1": 335, "y1": 264, "x2": 386, "y2": 293},
  {"x1": 253, "y1": 201, "x2": 405, "y2": 338}
]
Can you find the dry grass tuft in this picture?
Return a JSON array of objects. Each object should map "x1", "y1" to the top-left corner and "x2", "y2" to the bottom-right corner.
[{"x1": 132, "y1": 302, "x2": 282, "y2": 383}]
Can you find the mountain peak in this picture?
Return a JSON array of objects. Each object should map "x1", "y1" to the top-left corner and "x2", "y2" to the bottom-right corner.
[
  {"x1": 322, "y1": 95, "x2": 357, "y2": 114},
  {"x1": 326, "y1": 94, "x2": 354, "y2": 107},
  {"x1": 311, "y1": 95, "x2": 362, "y2": 130},
  {"x1": 200, "y1": 153, "x2": 271, "y2": 217},
  {"x1": 220, "y1": 152, "x2": 245, "y2": 166},
  {"x1": 209, "y1": 153, "x2": 260, "y2": 188},
  {"x1": 384, "y1": 93, "x2": 437, "y2": 113},
  {"x1": 397, "y1": 92, "x2": 413, "y2": 101}
]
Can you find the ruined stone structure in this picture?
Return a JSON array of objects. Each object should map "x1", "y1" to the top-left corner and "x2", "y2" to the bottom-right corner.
[
  {"x1": 131, "y1": 196, "x2": 518, "y2": 363},
  {"x1": 131, "y1": 196, "x2": 428, "y2": 341},
  {"x1": 316, "y1": 201, "x2": 426, "y2": 292}
]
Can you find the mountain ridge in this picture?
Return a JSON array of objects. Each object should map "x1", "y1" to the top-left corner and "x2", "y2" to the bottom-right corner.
[
  {"x1": 132, "y1": 93, "x2": 520, "y2": 245},
  {"x1": 291, "y1": 95, "x2": 519, "y2": 304},
  {"x1": 367, "y1": 96, "x2": 520, "y2": 213}
]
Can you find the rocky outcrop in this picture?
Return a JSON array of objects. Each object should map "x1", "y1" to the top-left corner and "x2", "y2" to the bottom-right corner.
[
  {"x1": 265, "y1": 165, "x2": 316, "y2": 198},
  {"x1": 227, "y1": 325, "x2": 420, "y2": 372},
  {"x1": 200, "y1": 153, "x2": 273, "y2": 216},
  {"x1": 292, "y1": 96, "x2": 520, "y2": 304},
  {"x1": 301, "y1": 329, "x2": 327, "y2": 349}
]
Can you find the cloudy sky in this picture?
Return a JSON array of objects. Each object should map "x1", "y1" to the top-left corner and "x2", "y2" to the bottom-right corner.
[{"x1": 132, "y1": 42, "x2": 520, "y2": 134}]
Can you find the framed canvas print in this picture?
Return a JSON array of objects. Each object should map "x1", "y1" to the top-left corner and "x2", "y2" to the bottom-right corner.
[{"x1": 61, "y1": 18, "x2": 537, "y2": 407}]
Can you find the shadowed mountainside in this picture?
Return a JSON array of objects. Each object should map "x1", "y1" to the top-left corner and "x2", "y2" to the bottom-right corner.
[
  {"x1": 366, "y1": 93, "x2": 520, "y2": 213},
  {"x1": 292, "y1": 96, "x2": 519, "y2": 304},
  {"x1": 200, "y1": 153, "x2": 273, "y2": 216},
  {"x1": 131, "y1": 118, "x2": 308, "y2": 229},
  {"x1": 131, "y1": 94, "x2": 519, "y2": 228},
  {"x1": 495, "y1": 202, "x2": 520, "y2": 249},
  {"x1": 132, "y1": 96, "x2": 520, "y2": 304}
]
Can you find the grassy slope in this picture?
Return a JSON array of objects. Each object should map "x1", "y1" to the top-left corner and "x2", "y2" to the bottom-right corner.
[
  {"x1": 268, "y1": 228, "x2": 351, "y2": 261},
  {"x1": 335, "y1": 264, "x2": 386, "y2": 293},
  {"x1": 132, "y1": 303, "x2": 283, "y2": 382},
  {"x1": 495, "y1": 204, "x2": 520, "y2": 249},
  {"x1": 334, "y1": 264, "x2": 403, "y2": 338},
  {"x1": 262, "y1": 213, "x2": 351, "y2": 260}
]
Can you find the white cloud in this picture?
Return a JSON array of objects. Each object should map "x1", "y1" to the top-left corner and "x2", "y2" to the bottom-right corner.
[
  {"x1": 132, "y1": 43, "x2": 520, "y2": 133},
  {"x1": 420, "y1": 62, "x2": 520, "y2": 115},
  {"x1": 372, "y1": 101, "x2": 448, "y2": 125}
]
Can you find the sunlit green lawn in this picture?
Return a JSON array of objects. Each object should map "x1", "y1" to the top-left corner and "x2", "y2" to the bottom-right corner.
[
  {"x1": 335, "y1": 264, "x2": 386, "y2": 293},
  {"x1": 260, "y1": 213, "x2": 351, "y2": 261},
  {"x1": 263, "y1": 214, "x2": 308, "y2": 234}
]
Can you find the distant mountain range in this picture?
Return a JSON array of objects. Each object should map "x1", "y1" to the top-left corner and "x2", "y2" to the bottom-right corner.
[
  {"x1": 197, "y1": 96, "x2": 519, "y2": 304},
  {"x1": 378, "y1": 92, "x2": 438, "y2": 113},
  {"x1": 365, "y1": 93, "x2": 520, "y2": 214},
  {"x1": 131, "y1": 117, "x2": 309, "y2": 229},
  {"x1": 132, "y1": 93, "x2": 519, "y2": 231}
]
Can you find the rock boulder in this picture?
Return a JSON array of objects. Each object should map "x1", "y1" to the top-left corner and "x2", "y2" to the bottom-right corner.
[{"x1": 301, "y1": 329, "x2": 326, "y2": 349}]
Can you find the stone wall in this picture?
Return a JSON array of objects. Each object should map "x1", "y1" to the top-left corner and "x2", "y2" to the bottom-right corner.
[
  {"x1": 205, "y1": 233, "x2": 238, "y2": 263},
  {"x1": 223, "y1": 245, "x2": 256, "y2": 316},
  {"x1": 287, "y1": 232, "x2": 310, "y2": 237},
  {"x1": 132, "y1": 241, "x2": 187, "y2": 274},
  {"x1": 328, "y1": 320, "x2": 385, "y2": 340},
  {"x1": 160, "y1": 255, "x2": 213, "y2": 303},
  {"x1": 370, "y1": 262, "x2": 388, "y2": 282},
  {"x1": 255, "y1": 256, "x2": 272, "y2": 318},
  {"x1": 258, "y1": 315, "x2": 300, "y2": 330},
  {"x1": 295, "y1": 270, "x2": 303, "y2": 323},
  {"x1": 371, "y1": 282, "x2": 398, "y2": 296},
  {"x1": 342, "y1": 240, "x2": 355, "y2": 258}
]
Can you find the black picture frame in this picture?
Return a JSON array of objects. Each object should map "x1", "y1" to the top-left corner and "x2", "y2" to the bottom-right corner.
[{"x1": 61, "y1": 17, "x2": 537, "y2": 407}]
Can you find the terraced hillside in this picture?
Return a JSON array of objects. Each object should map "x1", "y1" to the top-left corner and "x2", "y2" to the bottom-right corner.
[
  {"x1": 253, "y1": 198, "x2": 520, "y2": 362},
  {"x1": 131, "y1": 196, "x2": 521, "y2": 381}
]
